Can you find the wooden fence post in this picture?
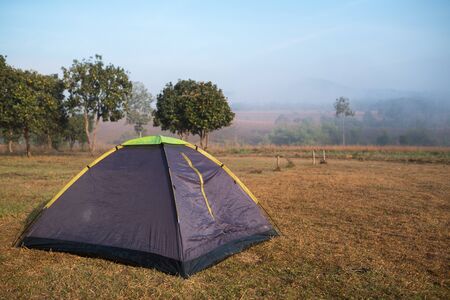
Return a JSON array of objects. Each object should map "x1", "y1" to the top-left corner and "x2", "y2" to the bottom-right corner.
[
  {"x1": 320, "y1": 149, "x2": 327, "y2": 164},
  {"x1": 274, "y1": 155, "x2": 281, "y2": 171}
]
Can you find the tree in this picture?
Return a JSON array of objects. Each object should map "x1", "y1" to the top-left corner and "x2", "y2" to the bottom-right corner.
[
  {"x1": 62, "y1": 54, "x2": 132, "y2": 154},
  {"x1": 1, "y1": 58, "x2": 58, "y2": 157},
  {"x1": 0, "y1": 55, "x2": 21, "y2": 153},
  {"x1": 64, "y1": 114, "x2": 90, "y2": 150},
  {"x1": 153, "y1": 79, "x2": 234, "y2": 149},
  {"x1": 0, "y1": 128, "x2": 21, "y2": 153},
  {"x1": 334, "y1": 96, "x2": 355, "y2": 145},
  {"x1": 184, "y1": 81, "x2": 234, "y2": 149},
  {"x1": 17, "y1": 71, "x2": 67, "y2": 156},
  {"x1": 153, "y1": 82, "x2": 191, "y2": 139},
  {"x1": 126, "y1": 82, "x2": 153, "y2": 138},
  {"x1": 1, "y1": 56, "x2": 67, "y2": 156},
  {"x1": 36, "y1": 74, "x2": 66, "y2": 150}
]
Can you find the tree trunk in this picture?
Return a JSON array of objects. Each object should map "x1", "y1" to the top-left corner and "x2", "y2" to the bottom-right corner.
[
  {"x1": 83, "y1": 112, "x2": 92, "y2": 154},
  {"x1": 179, "y1": 132, "x2": 188, "y2": 141},
  {"x1": 24, "y1": 127, "x2": 31, "y2": 157},
  {"x1": 198, "y1": 130, "x2": 209, "y2": 149},
  {"x1": 47, "y1": 134, "x2": 52, "y2": 150},
  {"x1": 69, "y1": 139, "x2": 75, "y2": 152},
  {"x1": 91, "y1": 116, "x2": 100, "y2": 154},
  {"x1": 83, "y1": 112, "x2": 100, "y2": 155},
  {"x1": 139, "y1": 131, "x2": 142, "y2": 138},
  {"x1": 8, "y1": 140, "x2": 13, "y2": 153},
  {"x1": 342, "y1": 116, "x2": 345, "y2": 146},
  {"x1": 7, "y1": 130, "x2": 13, "y2": 153},
  {"x1": 204, "y1": 131, "x2": 209, "y2": 150},
  {"x1": 199, "y1": 130, "x2": 206, "y2": 149}
]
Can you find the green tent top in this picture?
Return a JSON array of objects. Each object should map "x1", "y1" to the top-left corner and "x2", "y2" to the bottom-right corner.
[{"x1": 122, "y1": 135, "x2": 187, "y2": 146}]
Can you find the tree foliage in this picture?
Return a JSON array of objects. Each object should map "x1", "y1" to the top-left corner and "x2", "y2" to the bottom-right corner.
[
  {"x1": 0, "y1": 55, "x2": 66, "y2": 156},
  {"x1": 126, "y1": 82, "x2": 153, "y2": 137},
  {"x1": 35, "y1": 74, "x2": 67, "y2": 149},
  {"x1": 62, "y1": 54, "x2": 132, "y2": 153},
  {"x1": 334, "y1": 97, "x2": 354, "y2": 118},
  {"x1": 153, "y1": 82, "x2": 189, "y2": 138},
  {"x1": 64, "y1": 114, "x2": 90, "y2": 150},
  {"x1": 0, "y1": 55, "x2": 21, "y2": 153},
  {"x1": 153, "y1": 79, "x2": 234, "y2": 149},
  {"x1": 268, "y1": 119, "x2": 340, "y2": 145},
  {"x1": 334, "y1": 96, "x2": 355, "y2": 145}
]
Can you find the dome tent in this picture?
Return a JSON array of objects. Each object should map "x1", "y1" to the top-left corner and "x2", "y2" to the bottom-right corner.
[{"x1": 16, "y1": 135, "x2": 278, "y2": 277}]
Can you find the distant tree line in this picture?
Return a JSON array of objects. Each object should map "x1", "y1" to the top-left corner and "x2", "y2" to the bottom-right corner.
[
  {"x1": 0, "y1": 55, "x2": 234, "y2": 155},
  {"x1": 266, "y1": 97, "x2": 450, "y2": 146}
]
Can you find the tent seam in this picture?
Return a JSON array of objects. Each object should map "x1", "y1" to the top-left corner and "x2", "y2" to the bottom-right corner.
[
  {"x1": 183, "y1": 143, "x2": 282, "y2": 235},
  {"x1": 180, "y1": 152, "x2": 215, "y2": 220},
  {"x1": 161, "y1": 144, "x2": 186, "y2": 267}
]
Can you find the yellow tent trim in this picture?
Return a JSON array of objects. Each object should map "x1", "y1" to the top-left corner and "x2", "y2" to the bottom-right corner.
[
  {"x1": 181, "y1": 152, "x2": 215, "y2": 219},
  {"x1": 184, "y1": 143, "x2": 259, "y2": 204},
  {"x1": 44, "y1": 146, "x2": 123, "y2": 209},
  {"x1": 88, "y1": 145, "x2": 123, "y2": 168}
]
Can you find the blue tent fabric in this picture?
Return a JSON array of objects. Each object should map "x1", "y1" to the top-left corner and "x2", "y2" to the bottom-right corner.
[{"x1": 164, "y1": 145, "x2": 274, "y2": 262}]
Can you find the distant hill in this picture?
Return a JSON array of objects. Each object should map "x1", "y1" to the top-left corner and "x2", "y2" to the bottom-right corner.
[{"x1": 231, "y1": 78, "x2": 448, "y2": 111}]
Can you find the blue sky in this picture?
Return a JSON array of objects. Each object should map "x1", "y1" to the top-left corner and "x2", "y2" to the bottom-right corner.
[{"x1": 1, "y1": 0, "x2": 449, "y2": 103}]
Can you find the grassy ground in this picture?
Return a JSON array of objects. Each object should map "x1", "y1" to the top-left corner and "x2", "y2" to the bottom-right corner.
[
  {"x1": 208, "y1": 145, "x2": 450, "y2": 164},
  {"x1": 0, "y1": 153, "x2": 449, "y2": 299}
]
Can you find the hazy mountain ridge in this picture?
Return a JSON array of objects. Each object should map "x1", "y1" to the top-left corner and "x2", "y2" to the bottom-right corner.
[{"x1": 231, "y1": 78, "x2": 449, "y2": 111}]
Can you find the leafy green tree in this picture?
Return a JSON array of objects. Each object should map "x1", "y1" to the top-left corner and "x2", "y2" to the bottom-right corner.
[
  {"x1": 36, "y1": 74, "x2": 66, "y2": 150},
  {"x1": 62, "y1": 54, "x2": 132, "y2": 154},
  {"x1": 0, "y1": 55, "x2": 22, "y2": 153},
  {"x1": 153, "y1": 82, "x2": 191, "y2": 139},
  {"x1": 185, "y1": 81, "x2": 234, "y2": 149},
  {"x1": 268, "y1": 126, "x2": 301, "y2": 145},
  {"x1": 2, "y1": 68, "x2": 64, "y2": 157},
  {"x1": 334, "y1": 96, "x2": 355, "y2": 145},
  {"x1": 126, "y1": 82, "x2": 153, "y2": 138},
  {"x1": 0, "y1": 129, "x2": 21, "y2": 153},
  {"x1": 17, "y1": 73, "x2": 66, "y2": 152},
  {"x1": 154, "y1": 79, "x2": 234, "y2": 149},
  {"x1": 64, "y1": 114, "x2": 90, "y2": 150},
  {"x1": 0, "y1": 56, "x2": 64, "y2": 156},
  {"x1": 23, "y1": 71, "x2": 66, "y2": 156},
  {"x1": 320, "y1": 120, "x2": 340, "y2": 144}
]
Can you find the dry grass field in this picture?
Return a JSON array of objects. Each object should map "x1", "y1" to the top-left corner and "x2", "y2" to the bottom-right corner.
[
  {"x1": 209, "y1": 145, "x2": 450, "y2": 164},
  {"x1": 0, "y1": 152, "x2": 449, "y2": 299}
]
